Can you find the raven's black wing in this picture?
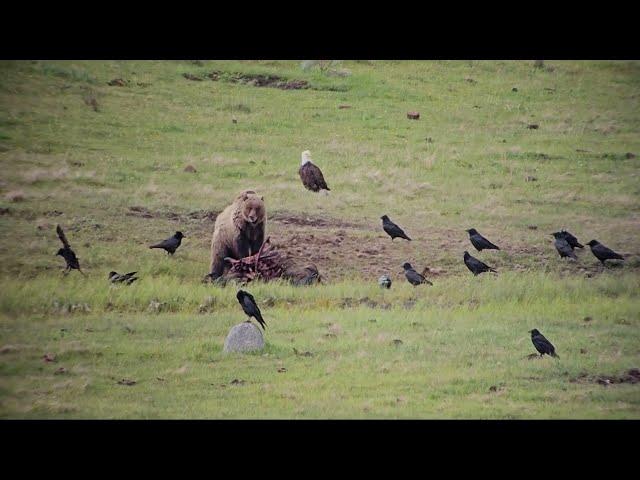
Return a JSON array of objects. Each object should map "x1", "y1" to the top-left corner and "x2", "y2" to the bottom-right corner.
[
  {"x1": 242, "y1": 292, "x2": 266, "y2": 329},
  {"x1": 471, "y1": 233, "x2": 500, "y2": 251},
  {"x1": 405, "y1": 269, "x2": 432, "y2": 285},
  {"x1": 468, "y1": 255, "x2": 497, "y2": 274},
  {"x1": 593, "y1": 243, "x2": 623, "y2": 261},
  {"x1": 383, "y1": 220, "x2": 411, "y2": 240},
  {"x1": 150, "y1": 236, "x2": 177, "y2": 250},
  {"x1": 67, "y1": 250, "x2": 81, "y2": 269},
  {"x1": 533, "y1": 334, "x2": 555, "y2": 355},
  {"x1": 562, "y1": 232, "x2": 583, "y2": 249},
  {"x1": 555, "y1": 239, "x2": 577, "y2": 259},
  {"x1": 56, "y1": 225, "x2": 71, "y2": 249}
]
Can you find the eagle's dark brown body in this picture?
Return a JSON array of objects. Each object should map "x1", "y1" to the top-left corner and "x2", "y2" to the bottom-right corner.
[{"x1": 299, "y1": 161, "x2": 330, "y2": 192}]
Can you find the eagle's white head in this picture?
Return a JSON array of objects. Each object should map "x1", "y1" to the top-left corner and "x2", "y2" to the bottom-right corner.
[{"x1": 301, "y1": 150, "x2": 312, "y2": 166}]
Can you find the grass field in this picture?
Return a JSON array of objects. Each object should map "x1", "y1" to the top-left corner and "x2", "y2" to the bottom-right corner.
[{"x1": 0, "y1": 60, "x2": 639, "y2": 418}]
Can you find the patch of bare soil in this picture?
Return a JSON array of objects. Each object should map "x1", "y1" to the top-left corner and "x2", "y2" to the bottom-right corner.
[
  {"x1": 121, "y1": 207, "x2": 638, "y2": 282},
  {"x1": 271, "y1": 212, "x2": 363, "y2": 229},
  {"x1": 206, "y1": 71, "x2": 309, "y2": 90},
  {"x1": 570, "y1": 368, "x2": 640, "y2": 386},
  {"x1": 268, "y1": 214, "x2": 453, "y2": 282},
  {"x1": 186, "y1": 209, "x2": 219, "y2": 222},
  {"x1": 127, "y1": 206, "x2": 154, "y2": 218},
  {"x1": 185, "y1": 71, "x2": 348, "y2": 92},
  {"x1": 107, "y1": 78, "x2": 127, "y2": 87},
  {"x1": 126, "y1": 206, "x2": 219, "y2": 224}
]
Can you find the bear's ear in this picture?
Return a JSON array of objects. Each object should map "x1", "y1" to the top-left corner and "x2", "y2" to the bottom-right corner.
[
  {"x1": 241, "y1": 192, "x2": 249, "y2": 201},
  {"x1": 261, "y1": 196, "x2": 264, "y2": 201}
]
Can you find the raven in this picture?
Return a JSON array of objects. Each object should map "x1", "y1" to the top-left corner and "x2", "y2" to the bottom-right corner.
[
  {"x1": 551, "y1": 233, "x2": 577, "y2": 260},
  {"x1": 56, "y1": 225, "x2": 85, "y2": 275},
  {"x1": 463, "y1": 251, "x2": 497, "y2": 275},
  {"x1": 466, "y1": 228, "x2": 500, "y2": 251},
  {"x1": 381, "y1": 215, "x2": 411, "y2": 241},
  {"x1": 530, "y1": 329, "x2": 559, "y2": 358},
  {"x1": 108, "y1": 271, "x2": 139, "y2": 285},
  {"x1": 236, "y1": 290, "x2": 266, "y2": 330},
  {"x1": 586, "y1": 240, "x2": 624, "y2": 265},
  {"x1": 553, "y1": 230, "x2": 583, "y2": 249},
  {"x1": 149, "y1": 231, "x2": 184, "y2": 255},
  {"x1": 402, "y1": 262, "x2": 433, "y2": 286}
]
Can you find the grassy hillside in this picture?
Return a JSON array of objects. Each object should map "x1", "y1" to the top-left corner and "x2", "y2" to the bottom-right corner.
[{"x1": 0, "y1": 60, "x2": 639, "y2": 418}]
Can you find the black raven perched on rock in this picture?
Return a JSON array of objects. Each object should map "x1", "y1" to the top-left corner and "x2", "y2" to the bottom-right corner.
[
  {"x1": 466, "y1": 228, "x2": 500, "y2": 251},
  {"x1": 463, "y1": 251, "x2": 497, "y2": 275},
  {"x1": 402, "y1": 262, "x2": 433, "y2": 286},
  {"x1": 108, "y1": 271, "x2": 139, "y2": 285},
  {"x1": 149, "y1": 231, "x2": 184, "y2": 255},
  {"x1": 381, "y1": 215, "x2": 411, "y2": 241},
  {"x1": 530, "y1": 329, "x2": 559, "y2": 358},
  {"x1": 551, "y1": 233, "x2": 577, "y2": 260},
  {"x1": 553, "y1": 230, "x2": 583, "y2": 249},
  {"x1": 56, "y1": 225, "x2": 85, "y2": 275},
  {"x1": 586, "y1": 240, "x2": 624, "y2": 265},
  {"x1": 236, "y1": 290, "x2": 266, "y2": 330}
]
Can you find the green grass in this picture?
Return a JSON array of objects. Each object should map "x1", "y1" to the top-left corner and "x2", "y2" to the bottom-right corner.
[{"x1": 0, "y1": 60, "x2": 639, "y2": 418}]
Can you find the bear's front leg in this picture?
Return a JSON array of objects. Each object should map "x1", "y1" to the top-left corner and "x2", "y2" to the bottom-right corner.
[{"x1": 209, "y1": 246, "x2": 231, "y2": 280}]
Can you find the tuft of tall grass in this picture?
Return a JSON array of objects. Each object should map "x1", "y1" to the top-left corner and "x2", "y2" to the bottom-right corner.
[
  {"x1": 1, "y1": 272, "x2": 637, "y2": 318},
  {"x1": 38, "y1": 63, "x2": 97, "y2": 84}
]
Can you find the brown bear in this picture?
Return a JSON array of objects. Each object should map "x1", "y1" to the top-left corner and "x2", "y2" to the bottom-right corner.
[{"x1": 208, "y1": 190, "x2": 266, "y2": 280}]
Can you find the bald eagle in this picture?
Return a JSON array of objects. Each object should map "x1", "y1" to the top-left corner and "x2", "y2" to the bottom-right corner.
[{"x1": 299, "y1": 150, "x2": 330, "y2": 192}]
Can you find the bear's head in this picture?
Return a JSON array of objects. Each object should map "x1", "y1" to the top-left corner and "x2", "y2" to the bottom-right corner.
[{"x1": 238, "y1": 190, "x2": 265, "y2": 226}]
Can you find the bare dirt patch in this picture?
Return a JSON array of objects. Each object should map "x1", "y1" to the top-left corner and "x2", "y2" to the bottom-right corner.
[
  {"x1": 126, "y1": 206, "x2": 219, "y2": 224},
  {"x1": 127, "y1": 206, "x2": 154, "y2": 218},
  {"x1": 207, "y1": 71, "x2": 308, "y2": 90},
  {"x1": 270, "y1": 211, "x2": 363, "y2": 229},
  {"x1": 185, "y1": 71, "x2": 349, "y2": 92},
  {"x1": 570, "y1": 368, "x2": 640, "y2": 386}
]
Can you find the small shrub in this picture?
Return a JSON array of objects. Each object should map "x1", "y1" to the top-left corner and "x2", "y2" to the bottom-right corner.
[
  {"x1": 40, "y1": 63, "x2": 97, "y2": 84},
  {"x1": 300, "y1": 60, "x2": 343, "y2": 74}
]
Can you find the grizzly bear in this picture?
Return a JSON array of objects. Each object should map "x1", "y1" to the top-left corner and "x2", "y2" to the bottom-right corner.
[{"x1": 208, "y1": 190, "x2": 266, "y2": 280}]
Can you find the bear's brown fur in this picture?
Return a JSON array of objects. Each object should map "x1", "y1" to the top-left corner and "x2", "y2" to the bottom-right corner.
[{"x1": 209, "y1": 190, "x2": 266, "y2": 280}]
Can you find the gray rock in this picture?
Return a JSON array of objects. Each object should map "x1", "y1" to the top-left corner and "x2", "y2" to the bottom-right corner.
[{"x1": 223, "y1": 322, "x2": 265, "y2": 353}]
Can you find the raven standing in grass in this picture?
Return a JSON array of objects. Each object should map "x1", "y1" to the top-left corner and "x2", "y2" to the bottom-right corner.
[
  {"x1": 466, "y1": 228, "x2": 500, "y2": 251},
  {"x1": 463, "y1": 251, "x2": 497, "y2": 276},
  {"x1": 552, "y1": 232, "x2": 577, "y2": 260},
  {"x1": 586, "y1": 240, "x2": 624, "y2": 265},
  {"x1": 553, "y1": 230, "x2": 583, "y2": 249},
  {"x1": 402, "y1": 262, "x2": 433, "y2": 286},
  {"x1": 530, "y1": 329, "x2": 559, "y2": 358},
  {"x1": 149, "y1": 231, "x2": 184, "y2": 255},
  {"x1": 381, "y1": 215, "x2": 412, "y2": 241},
  {"x1": 108, "y1": 271, "x2": 139, "y2": 285},
  {"x1": 236, "y1": 290, "x2": 266, "y2": 330},
  {"x1": 56, "y1": 225, "x2": 85, "y2": 275}
]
